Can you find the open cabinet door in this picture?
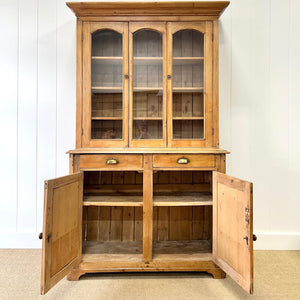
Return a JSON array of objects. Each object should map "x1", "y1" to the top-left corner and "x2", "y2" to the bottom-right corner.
[
  {"x1": 41, "y1": 173, "x2": 83, "y2": 294},
  {"x1": 213, "y1": 172, "x2": 253, "y2": 294}
]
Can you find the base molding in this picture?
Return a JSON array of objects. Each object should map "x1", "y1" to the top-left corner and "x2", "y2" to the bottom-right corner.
[{"x1": 67, "y1": 260, "x2": 226, "y2": 281}]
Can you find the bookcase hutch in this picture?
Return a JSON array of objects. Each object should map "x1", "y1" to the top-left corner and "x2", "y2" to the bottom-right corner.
[{"x1": 40, "y1": 1, "x2": 255, "y2": 295}]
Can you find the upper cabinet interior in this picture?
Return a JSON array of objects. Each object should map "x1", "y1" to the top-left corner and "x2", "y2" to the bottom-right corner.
[{"x1": 67, "y1": 1, "x2": 230, "y2": 148}]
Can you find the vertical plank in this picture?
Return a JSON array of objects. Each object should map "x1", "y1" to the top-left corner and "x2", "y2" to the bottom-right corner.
[
  {"x1": 143, "y1": 154, "x2": 153, "y2": 262},
  {"x1": 192, "y1": 93, "x2": 204, "y2": 117},
  {"x1": 110, "y1": 206, "x2": 123, "y2": 241},
  {"x1": 147, "y1": 93, "x2": 158, "y2": 117},
  {"x1": 86, "y1": 207, "x2": 99, "y2": 241},
  {"x1": 172, "y1": 93, "x2": 182, "y2": 117},
  {"x1": 192, "y1": 207, "x2": 204, "y2": 240},
  {"x1": 99, "y1": 207, "x2": 111, "y2": 242},
  {"x1": 122, "y1": 207, "x2": 134, "y2": 241},
  {"x1": 17, "y1": 0, "x2": 38, "y2": 231},
  {"x1": 153, "y1": 207, "x2": 158, "y2": 241},
  {"x1": 134, "y1": 207, "x2": 143, "y2": 241},
  {"x1": 36, "y1": 0, "x2": 57, "y2": 231},
  {"x1": 111, "y1": 172, "x2": 124, "y2": 240},
  {"x1": 0, "y1": 0, "x2": 18, "y2": 231},
  {"x1": 56, "y1": 0, "x2": 76, "y2": 176},
  {"x1": 157, "y1": 207, "x2": 169, "y2": 241},
  {"x1": 169, "y1": 207, "x2": 192, "y2": 241}
]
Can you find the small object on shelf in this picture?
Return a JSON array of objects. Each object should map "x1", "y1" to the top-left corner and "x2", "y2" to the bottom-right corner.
[{"x1": 101, "y1": 129, "x2": 117, "y2": 139}]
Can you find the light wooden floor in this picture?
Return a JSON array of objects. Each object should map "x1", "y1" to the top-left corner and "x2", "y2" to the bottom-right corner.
[{"x1": 0, "y1": 250, "x2": 299, "y2": 299}]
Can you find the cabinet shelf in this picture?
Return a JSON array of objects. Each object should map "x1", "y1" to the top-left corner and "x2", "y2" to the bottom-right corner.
[
  {"x1": 153, "y1": 240, "x2": 212, "y2": 261},
  {"x1": 133, "y1": 117, "x2": 163, "y2": 120},
  {"x1": 91, "y1": 117, "x2": 123, "y2": 120},
  {"x1": 153, "y1": 193, "x2": 212, "y2": 206},
  {"x1": 92, "y1": 87, "x2": 123, "y2": 93},
  {"x1": 83, "y1": 195, "x2": 143, "y2": 207},
  {"x1": 134, "y1": 57, "x2": 163, "y2": 65},
  {"x1": 173, "y1": 87, "x2": 204, "y2": 92},
  {"x1": 173, "y1": 57, "x2": 204, "y2": 65},
  {"x1": 82, "y1": 241, "x2": 143, "y2": 262},
  {"x1": 133, "y1": 87, "x2": 163, "y2": 92},
  {"x1": 92, "y1": 56, "x2": 123, "y2": 65},
  {"x1": 172, "y1": 117, "x2": 204, "y2": 120}
]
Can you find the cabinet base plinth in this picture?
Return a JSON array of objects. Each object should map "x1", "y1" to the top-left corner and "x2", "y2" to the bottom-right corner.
[{"x1": 67, "y1": 260, "x2": 225, "y2": 280}]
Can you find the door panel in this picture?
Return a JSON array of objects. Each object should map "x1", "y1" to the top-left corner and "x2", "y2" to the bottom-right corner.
[
  {"x1": 129, "y1": 22, "x2": 167, "y2": 148},
  {"x1": 213, "y1": 172, "x2": 253, "y2": 294},
  {"x1": 41, "y1": 173, "x2": 83, "y2": 294},
  {"x1": 82, "y1": 22, "x2": 129, "y2": 148},
  {"x1": 167, "y1": 22, "x2": 213, "y2": 148}
]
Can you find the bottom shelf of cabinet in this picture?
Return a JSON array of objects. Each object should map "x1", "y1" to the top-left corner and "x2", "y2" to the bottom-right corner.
[{"x1": 82, "y1": 240, "x2": 212, "y2": 263}]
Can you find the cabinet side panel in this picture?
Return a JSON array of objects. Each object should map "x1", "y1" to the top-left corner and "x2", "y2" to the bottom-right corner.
[
  {"x1": 212, "y1": 20, "x2": 219, "y2": 147},
  {"x1": 76, "y1": 19, "x2": 83, "y2": 148}
]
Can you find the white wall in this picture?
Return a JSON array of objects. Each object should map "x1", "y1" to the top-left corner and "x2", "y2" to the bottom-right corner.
[{"x1": 0, "y1": 0, "x2": 299, "y2": 249}]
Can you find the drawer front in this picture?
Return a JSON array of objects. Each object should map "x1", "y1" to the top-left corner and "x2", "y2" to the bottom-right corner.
[
  {"x1": 153, "y1": 154, "x2": 215, "y2": 169},
  {"x1": 79, "y1": 154, "x2": 143, "y2": 170}
]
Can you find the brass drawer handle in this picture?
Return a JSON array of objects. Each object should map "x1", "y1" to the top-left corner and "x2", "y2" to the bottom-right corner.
[
  {"x1": 177, "y1": 157, "x2": 190, "y2": 164},
  {"x1": 106, "y1": 158, "x2": 119, "y2": 165}
]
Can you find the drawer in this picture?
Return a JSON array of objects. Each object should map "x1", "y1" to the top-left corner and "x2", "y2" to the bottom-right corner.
[
  {"x1": 153, "y1": 154, "x2": 215, "y2": 169},
  {"x1": 79, "y1": 154, "x2": 143, "y2": 170}
]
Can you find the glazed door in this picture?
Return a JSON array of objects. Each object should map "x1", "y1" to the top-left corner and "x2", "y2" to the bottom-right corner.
[
  {"x1": 129, "y1": 22, "x2": 167, "y2": 147},
  {"x1": 82, "y1": 22, "x2": 129, "y2": 147},
  {"x1": 212, "y1": 172, "x2": 254, "y2": 294},
  {"x1": 41, "y1": 173, "x2": 83, "y2": 294},
  {"x1": 167, "y1": 22, "x2": 213, "y2": 147}
]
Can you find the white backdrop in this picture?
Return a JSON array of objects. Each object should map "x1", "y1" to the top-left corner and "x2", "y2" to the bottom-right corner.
[{"x1": 0, "y1": 0, "x2": 299, "y2": 249}]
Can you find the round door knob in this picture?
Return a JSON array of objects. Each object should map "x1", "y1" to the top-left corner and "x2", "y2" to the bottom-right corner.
[
  {"x1": 253, "y1": 234, "x2": 257, "y2": 241},
  {"x1": 39, "y1": 232, "x2": 43, "y2": 240}
]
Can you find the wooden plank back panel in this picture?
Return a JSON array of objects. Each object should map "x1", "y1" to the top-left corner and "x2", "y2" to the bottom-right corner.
[
  {"x1": 213, "y1": 172, "x2": 253, "y2": 294},
  {"x1": 153, "y1": 171, "x2": 212, "y2": 242},
  {"x1": 83, "y1": 171, "x2": 143, "y2": 242}
]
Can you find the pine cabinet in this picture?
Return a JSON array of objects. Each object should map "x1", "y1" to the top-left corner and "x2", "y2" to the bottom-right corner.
[{"x1": 40, "y1": 1, "x2": 255, "y2": 295}]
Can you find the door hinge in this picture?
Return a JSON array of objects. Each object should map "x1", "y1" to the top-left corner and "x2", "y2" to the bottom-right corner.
[
  {"x1": 212, "y1": 34, "x2": 214, "y2": 42},
  {"x1": 81, "y1": 128, "x2": 83, "y2": 136},
  {"x1": 212, "y1": 128, "x2": 214, "y2": 135}
]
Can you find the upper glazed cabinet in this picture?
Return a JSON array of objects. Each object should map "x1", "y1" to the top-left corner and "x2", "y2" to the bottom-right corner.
[{"x1": 81, "y1": 21, "x2": 215, "y2": 148}]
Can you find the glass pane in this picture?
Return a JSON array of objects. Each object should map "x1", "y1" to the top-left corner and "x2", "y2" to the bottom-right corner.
[
  {"x1": 91, "y1": 30, "x2": 123, "y2": 140},
  {"x1": 172, "y1": 30, "x2": 204, "y2": 140},
  {"x1": 133, "y1": 30, "x2": 163, "y2": 140}
]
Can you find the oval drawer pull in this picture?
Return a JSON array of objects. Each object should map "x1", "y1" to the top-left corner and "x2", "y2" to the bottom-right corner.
[
  {"x1": 177, "y1": 157, "x2": 190, "y2": 164},
  {"x1": 106, "y1": 158, "x2": 119, "y2": 165}
]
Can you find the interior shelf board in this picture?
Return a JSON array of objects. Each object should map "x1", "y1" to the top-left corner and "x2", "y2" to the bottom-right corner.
[
  {"x1": 172, "y1": 117, "x2": 204, "y2": 120},
  {"x1": 92, "y1": 87, "x2": 123, "y2": 93},
  {"x1": 153, "y1": 240, "x2": 212, "y2": 261},
  {"x1": 133, "y1": 117, "x2": 163, "y2": 120},
  {"x1": 92, "y1": 56, "x2": 123, "y2": 60},
  {"x1": 173, "y1": 57, "x2": 204, "y2": 65},
  {"x1": 82, "y1": 240, "x2": 143, "y2": 262},
  {"x1": 173, "y1": 87, "x2": 204, "y2": 92},
  {"x1": 133, "y1": 57, "x2": 163, "y2": 65},
  {"x1": 153, "y1": 193, "x2": 212, "y2": 206},
  {"x1": 92, "y1": 56, "x2": 123, "y2": 65},
  {"x1": 83, "y1": 195, "x2": 143, "y2": 207},
  {"x1": 91, "y1": 117, "x2": 123, "y2": 120},
  {"x1": 133, "y1": 87, "x2": 163, "y2": 91}
]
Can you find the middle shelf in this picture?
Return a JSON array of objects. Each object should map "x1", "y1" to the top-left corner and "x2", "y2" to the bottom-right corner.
[{"x1": 83, "y1": 193, "x2": 212, "y2": 207}]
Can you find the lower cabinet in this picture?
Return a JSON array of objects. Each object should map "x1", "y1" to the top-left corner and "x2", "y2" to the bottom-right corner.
[{"x1": 40, "y1": 154, "x2": 254, "y2": 295}]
